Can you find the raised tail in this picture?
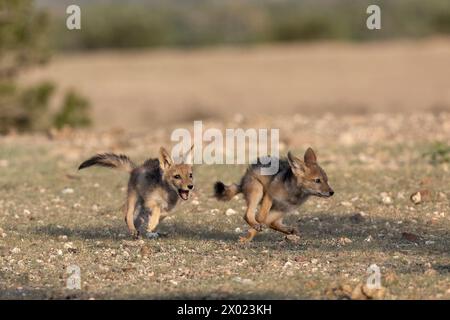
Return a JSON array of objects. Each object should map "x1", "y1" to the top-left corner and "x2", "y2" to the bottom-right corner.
[
  {"x1": 214, "y1": 181, "x2": 241, "y2": 201},
  {"x1": 78, "y1": 153, "x2": 136, "y2": 173}
]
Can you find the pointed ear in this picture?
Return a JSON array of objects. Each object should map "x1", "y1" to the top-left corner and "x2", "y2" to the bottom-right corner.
[
  {"x1": 304, "y1": 147, "x2": 317, "y2": 165},
  {"x1": 159, "y1": 147, "x2": 174, "y2": 171},
  {"x1": 287, "y1": 151, "x2": 306, "y2": 174},
  {"x1": 182, "y1": 144, "x2": 194, "y2": 164}
]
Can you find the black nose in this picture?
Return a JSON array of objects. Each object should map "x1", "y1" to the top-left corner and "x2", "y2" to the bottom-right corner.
[
  {"x1": 188, "y1": 184, "x2": 194, "y2": 190},
  {"x1": 329, "y1": 191, "x2": 334, "y2": 196}
]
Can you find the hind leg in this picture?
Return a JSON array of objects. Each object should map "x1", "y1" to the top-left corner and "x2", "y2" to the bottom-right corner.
[
  {"x1": 239, "y1": 182, "x2": 264, "y2": 243},
  {"x1": 242, "y1": 181, "x2": 264, "y2": 229},
  {"x1": 239, "y1": 194, "x2": 272, "y2": 243},
  {"x1": 133, "y1": 202, "x2": 146, "y2": 233},
  {"x1": 256, "y1": 193, "x2": 272, "y2": 224},
  {"x1": 239, "y1": 185, "x2": 272, "y2": 243}
]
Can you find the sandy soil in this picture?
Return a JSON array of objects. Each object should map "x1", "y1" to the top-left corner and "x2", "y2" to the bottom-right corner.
[
  {"x1": 0, "y1": 112, "x2": 449, "y2": 299},
  {"x1": 2, "y1": 40, "x2": 449, "y2": 299}
]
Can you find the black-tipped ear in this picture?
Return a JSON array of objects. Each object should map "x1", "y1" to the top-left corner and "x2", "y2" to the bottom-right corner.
[
  {"x1": 304, "y1": 147, "x2": 317, "y2": 165},
  {"x1": 159, "y1": 147, "x2": 173, "y2": 170},
  {"x1": 287, "y1": 151, "x2": 306, "y2": 173}
]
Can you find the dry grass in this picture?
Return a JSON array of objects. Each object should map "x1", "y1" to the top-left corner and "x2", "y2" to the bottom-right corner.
[
  {"x1": 0, "y1": 112, "x2": 449, "y2": 299},
  {"x1": 3, "y1": 40, "x2": 450, "y2": 299}
]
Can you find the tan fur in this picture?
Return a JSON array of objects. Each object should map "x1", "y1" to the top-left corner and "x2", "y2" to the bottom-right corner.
[
  {"x1": 214, "y1": 148, "x2": 334, "y2": 242},
  {"x1": 79, "y1": 146, "x2": 194, "y2": 238}
]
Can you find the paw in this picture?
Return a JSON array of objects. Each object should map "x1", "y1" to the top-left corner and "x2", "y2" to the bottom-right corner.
[
  {"x1": 239, "y1": 236, "x2": 251, "y2": 244},
  {"x1": 289, "y1": 228, "x2": 299, "y2": 235},
  {"x1": 253, "y1": 223, "x2": 264, "y2": 232},
  {"x1": 156, "y1": 231, "x2": 168, "y2": 237},
  {"x1": 130, "y1": 230, "x2": 140, "y2": 239},
  {"x1": 145, "y1": 232, "x2": 160, "y2": 239}
]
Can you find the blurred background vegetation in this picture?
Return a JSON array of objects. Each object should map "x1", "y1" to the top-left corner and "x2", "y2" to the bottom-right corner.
[
  {"x1": 40, "y1": 0, "x2": 450, "y2": 50},
  {"x1": 2, "y1": 0, "x2": 450, "y2": 133},
  {"x1": 0, "y1": 0, "x2": 91, "y2": 134}
]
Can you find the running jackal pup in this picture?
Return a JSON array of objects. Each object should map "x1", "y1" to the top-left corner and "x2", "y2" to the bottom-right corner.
[
  {"x1": 79, "y1": 146, "x2": 194, "y2": 238},
  {"x1": 214, "y1": 148, "x2": 334, "y2": 242}
]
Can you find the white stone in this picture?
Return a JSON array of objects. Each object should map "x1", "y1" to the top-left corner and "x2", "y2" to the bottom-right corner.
[{"x1": 62, "y1": 188, "x2": 74, "y2": 194}]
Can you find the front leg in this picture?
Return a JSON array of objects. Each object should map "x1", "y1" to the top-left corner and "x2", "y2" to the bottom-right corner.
[
  {"x1": 145, "y1": 200, "x2": 161, "y2": 234},
  {"x1": 147, "y1": 213, "x2": 169, "y2": 238},
  {"x1": 264, "y1": 211, "x2": 298, "y2": 235},
  {"x1": 256, "y1": 193, "x2": 272, "y2": 225},
  {"x1": 270, "y1": 218, "x2": 298, "y2": 235},
  {"x1": 124, "y1": 190, "x2": 138, "y2": 238}
]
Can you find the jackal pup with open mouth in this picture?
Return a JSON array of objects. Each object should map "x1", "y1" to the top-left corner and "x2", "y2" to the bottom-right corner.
[
  {"x1": 214, "y1": 148, "x2": 333, "y2": 242},
  {"x1": 79, "y1": 146, "x2": 194, "y2": 238}
]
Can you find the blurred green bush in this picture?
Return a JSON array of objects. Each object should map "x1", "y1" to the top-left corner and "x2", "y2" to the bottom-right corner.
[
  {"x1": 0, "y1": 0, "x2": 92, "y2": 134},
  {"x1": 423, "y1": 142, "x2": 450, "y2": 165},
  {"x1": 47, "y1": 0, "x2": 450, "y2": 50},
  {"x1": 54, "y1": 90, "x2": 91, "y2": 129}
]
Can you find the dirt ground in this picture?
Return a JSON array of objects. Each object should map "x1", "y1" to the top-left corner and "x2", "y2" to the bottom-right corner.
[
  {"x1": 0, "y1": 111, "x2": 449, "y2": 299},
  {"x1": 1, "y1": 40, "x2": 449, "y2": 299}
]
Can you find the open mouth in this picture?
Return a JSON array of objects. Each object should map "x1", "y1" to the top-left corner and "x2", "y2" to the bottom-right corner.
[
  {"x1": 318, "y1": 192, "x2": 333, "y2": 198},
  {"x1": 178, "y1": 189, "x2": 190, "y2": 200}
]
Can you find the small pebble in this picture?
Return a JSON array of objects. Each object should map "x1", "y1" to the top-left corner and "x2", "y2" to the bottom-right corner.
[
  {"x1": 380, "y1": 192, "x2": 393, "y2": 204},
  {"x1": 62, "y1": 188, "x2": 74, "y2": 194}
]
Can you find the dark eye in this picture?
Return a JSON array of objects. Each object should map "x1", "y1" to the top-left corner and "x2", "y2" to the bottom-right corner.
[
  {"x1": 189, "y1": 173, "x2": 193, "y2": 178},
  {"x1": 314, "y1": 178, "x2": 321, "y2": 183},
  {"x1": 174, "y1": 175, "x2": 181, "y2": 179}
]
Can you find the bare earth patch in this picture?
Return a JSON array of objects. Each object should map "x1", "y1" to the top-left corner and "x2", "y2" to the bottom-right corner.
[
  {"x1": 20, "y1": 38, "x2": 450, "y2": 128},
  {"x1": 0, "y1": 112, "x2": 449, "y2": 299}
]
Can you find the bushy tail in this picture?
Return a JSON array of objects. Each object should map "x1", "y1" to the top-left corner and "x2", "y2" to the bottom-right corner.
[
  {"x1": 214, "y1": 181, "x2": 241, "y2": 201},
  {"x1": 78, "y1": 153, "x2": 136, "y2": 173}
]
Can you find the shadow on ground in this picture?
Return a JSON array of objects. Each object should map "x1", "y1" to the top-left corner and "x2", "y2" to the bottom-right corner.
[
  {"x1": 30, "y1": 212, "x2": 450, "y2": 257},
  {"x1": 0, "y1": 286, "x2": 294, "y2": 299}
]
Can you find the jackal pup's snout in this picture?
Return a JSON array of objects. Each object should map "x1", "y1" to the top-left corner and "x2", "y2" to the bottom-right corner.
[
  {"x1": 159, "y1": 147, "x2": 194, "y2": 201},
  {"x1": 287, "y1": 147, "x2": 334, "y2": 198}
]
